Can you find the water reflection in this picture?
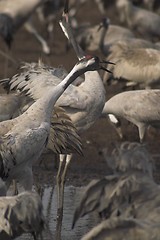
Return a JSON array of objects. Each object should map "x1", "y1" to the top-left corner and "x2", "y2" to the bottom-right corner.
[{"x1": 15, "y1": 185, "x2": 99, "y2": 240}]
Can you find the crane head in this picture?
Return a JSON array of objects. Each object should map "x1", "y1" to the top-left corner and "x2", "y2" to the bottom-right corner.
[
  {"x1": 76, "y1": 55, "x2": 114, "y2": 73},
  {"x1": 98, "y1": 17, "x2": 110, "y2": 32}
]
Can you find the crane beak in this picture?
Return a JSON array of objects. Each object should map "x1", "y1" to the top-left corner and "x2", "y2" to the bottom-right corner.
[
  {"x1": 100, "y1": 66, "x2": 113, "y2": 74},
  {"x1": 99, "y1": 60, "x2": 115, "y2": 73},
  {"x1": 100, "y1": 60, "x2": 115, "y2": 65},
  {"x1": 64, "y1": 0, "x2": 69, "y2": 14}
]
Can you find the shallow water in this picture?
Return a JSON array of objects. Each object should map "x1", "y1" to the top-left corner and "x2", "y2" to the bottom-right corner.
[{"x1": 15, "y1": 185, "x2": 99, "y2": 240}]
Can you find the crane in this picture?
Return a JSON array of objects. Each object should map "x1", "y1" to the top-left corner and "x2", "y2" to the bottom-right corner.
[
  {"x1": 0, "y1": 1, "x2": 113, "y2": 237},
  {"x1": 0, "y1": 54, "x2": 110, "y2": 191},
  {"x1": 0, "y1": 0, "x2": 51, "y2": 54},
  {"x1": 72, "y1": 142, "x2": 160, "y2": 240},
  {"x1": 0, "y1": 51, "x2": 112, "y2": 240},
  {"x1": 81, "y1": 217, "x2": 160, "y2": 240},
  {"x1": 72, "y1": 16, "x2": 134, "y2": 55},
  {"x1": 103, "y1": 43, "x2": 160, "y2": 88},
  {"x1": 0, "y1": 187, "x2": 45, "y2": 240},
  {"x1": 0, "y1": 90, "x2": 83, "y2": 198},
  {"x1": 102, "y1": 89, "x2": 160, "y2": 142},
  {"x1": 72, "y1": 141, "x2": 154, "y2": 227},
  {"x1": 0, "y1": 92, "x2": 82, "y2": 159},
  {"x1": 116, "y1": 0, "x2": 160, "y2": 41}
]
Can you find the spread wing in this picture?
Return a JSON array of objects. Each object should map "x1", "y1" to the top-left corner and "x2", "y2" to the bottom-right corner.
[{"x1": 0, "y1": 62, "x2": 88, "y2": 110}]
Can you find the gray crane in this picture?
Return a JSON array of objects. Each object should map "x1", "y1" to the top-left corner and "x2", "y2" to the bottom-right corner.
[
  {"x1": 0, "y1": 0, "x2": 50, "y2": 54},
  {"x1": 72, "y1": 142, "x2": 160, "y2": 240},
  {"x1": 103, "y1": 43, "x2": 160, "y2": 88},
  {"x1": 72, "y1": 142, "x2": 154, "y2": 227},
  {"x1": 0, "y1": 91, "x2": 83, "y2": 198},
  {"x1": 97, "y1": 17, "x2": 160, "y2": 60},
  {"x1": 0, "y1": 92, "x2": 82, "y2": 159},
  {"x1": 74, "y1": 17, "x2": 134, "y2": 55},
  {"x1": 0, "y1": 51, "x2": 111, "y2": 240},
  {"x1": 0, "y1": 0, "x2": 111, "y2": 208},
  {"x1": 116, "y1": 0, "x2": 160, "y2": 40},
  {"x1": 0, "y1": 187, "x2": 45, "y2": 240},
  {"x1": 81, "y1": 217, "x2": 160, "y2": 240},
  {"x1": 0, "y1": 55, "x2": 110, "y2": 192},
  {"x1": 102, "y1": 89, "x2": 160, "y2": 142},
  {"x1": 0, "y1": 1, "x2": 113, "y2": 237},
  {"x1": 0, "y1": 56, "x2": 108, "y2": 207}
]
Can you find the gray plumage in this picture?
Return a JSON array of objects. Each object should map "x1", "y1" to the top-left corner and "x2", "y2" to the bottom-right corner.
[
  {"x1": 0, "y1": 91, "x2": 82, "y2": 156},
  {"x1": 73, "y1": 142, "x2": 160, "y2": 240},
  {"x1": 0, "y1": 0, "x2": 43, "y2": 47},
  {"x1": 105, "y1": 141, "x2": 153, "y2": 175},
  {"x1": 0, "y1": 0, "x2": 112, "y2": 134},
  {"x1": 103, "y1": 89, "x2": 160, "y2": 141},
  {"x1": 1, "y1": 57, "x2": 106, "y2": 133},
  {"x1": 0, "y1": 0, "x2": 51, "y2": 54},
  {"x1": 0, "y1": 55, "x2": 107, "y2": 191},
  {"x1": 0, "y1": 190, "x2": 45, "y2": 239},
  {"x1": 142, "y1": 0, "x2": 160, "y2": 13},
  {"x1": 116, "y1": 0, "x2": 160, "y2": 40},
  {"x1": 103, "y1": 43, "x2": 160, "y2": 88},
  {"x1": 0, "y1": 93, "x2": 25, "y2": 121},
  {"x1": 108, "y1": 37, "x2": 160, "y2": 52},
  {"x1": 81, "y1": 217, "x2": 160, "y2": 240},
  {"x1": 74, "y1": 19, "x2": 134, "y2": 54},
  {"x1": 72, "y1": 142, "x2": 154, "y2": 227}
]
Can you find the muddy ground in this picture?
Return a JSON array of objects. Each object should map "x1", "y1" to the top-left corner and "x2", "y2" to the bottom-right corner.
[{"x1": 0, "y1": 0, "x2": 160, "y2": 190}]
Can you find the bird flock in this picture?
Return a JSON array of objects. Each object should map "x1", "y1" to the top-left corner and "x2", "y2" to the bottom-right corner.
[{"x1": 0, "y1": 0, "x2": 160, "y2": 239}]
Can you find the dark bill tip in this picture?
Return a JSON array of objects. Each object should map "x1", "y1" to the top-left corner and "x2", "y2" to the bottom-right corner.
[
  {"x1": 101, "y1": 66, "x2": 113, "y2": 74},
  {"x1": 100, "y1": 60, "x2": 115, "y2": 65},
  {"x1": 64, "y1": 0, "x2": 69, "y2": 14}
]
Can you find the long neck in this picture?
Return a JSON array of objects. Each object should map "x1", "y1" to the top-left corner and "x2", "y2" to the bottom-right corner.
[
  {"x1": 23, "y1": 65, "x2": 88, "y2": 120},
  {"x1": 66, "y1": 21, "x2": 105, "y2": 93},
  {"x1": 99, "y1": 27, "x2": 108, "y2": 55},
  {"x1": 82, "y1": 71, "x2": 105, "y2": 94}
]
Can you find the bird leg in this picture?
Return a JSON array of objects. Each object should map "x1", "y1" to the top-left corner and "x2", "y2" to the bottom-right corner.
[
  {"x1": 12, "y1": 180, "x2": 19, "y2": 195},
  {"x1": 55, "y1": 154, "x2": 72, "y2": 240},
  {"x1": 138, "y1": 124, "x2": 146, "y2": 143},
  {"x1": 4, "y1": 45, "x2": 9, "y2": 78},
  {"x1": 24, "y1": 20, "x2": 51, "y2": 55},
  {"x1": 32, "y1": 232, "x2": 37, "y2": 240}
]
